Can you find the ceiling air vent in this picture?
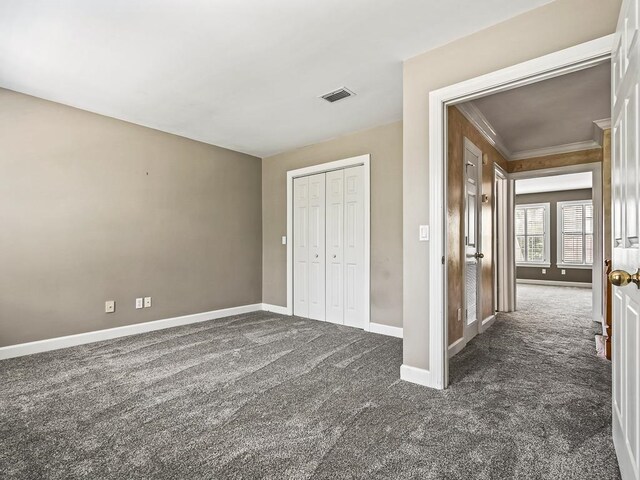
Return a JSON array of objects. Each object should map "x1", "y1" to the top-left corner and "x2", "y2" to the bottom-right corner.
[{"x1": 321, "y1": 87, "x2": 355, "y2": 103}]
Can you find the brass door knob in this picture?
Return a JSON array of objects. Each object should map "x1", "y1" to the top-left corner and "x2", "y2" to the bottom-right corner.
[
  {"x1": 475, "y1": 252, "x2": 484, "y2": 259},
  {"x1": 609, "y1": 269, "x2": 640, "y2": 288}
]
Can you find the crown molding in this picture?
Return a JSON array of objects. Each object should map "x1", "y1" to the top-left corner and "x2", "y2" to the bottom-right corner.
[
  {"x1": 455, "y1": 102, "x2": 512, "y2": 160},
  {"x1": 592, "y1": 117, "x2": 611, "y2": 146},
  {"x1": 509, "y1": 140, "x2": 601, "y2": 160},
  {"x1": 457, "y1": 104, "x2": 609, "y2": 161},
  {"x1": 593, "y1": 117, "x2": 612, "y2": 130}
]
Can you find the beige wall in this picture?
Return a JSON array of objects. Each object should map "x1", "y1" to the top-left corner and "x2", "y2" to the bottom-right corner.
[
  {"x1": 262, "y1": 122, "x2": 403, "y2": 328},
  {"x1": 402, "y1": 0, "x2": 621, "y2": 370},
  {"x1": 0, "y1": 89, "x2": 262, "y2": 347}
]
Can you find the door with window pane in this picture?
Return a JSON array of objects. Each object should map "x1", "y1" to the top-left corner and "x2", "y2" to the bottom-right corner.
[{"x1": 463, "y1": 137, "x2": 482, "y2": 343}]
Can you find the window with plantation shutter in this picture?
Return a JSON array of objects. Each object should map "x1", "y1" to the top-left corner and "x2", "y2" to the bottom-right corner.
[
  {"x1": 515, "y1": 203, "x2": 550, "y2": 266},
  {"x1": 557, "y1": 200, "x2": 593, "y2": 267}
]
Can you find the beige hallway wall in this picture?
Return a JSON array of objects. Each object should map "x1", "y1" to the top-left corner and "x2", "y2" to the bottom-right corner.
[
  {"x1": 262, "y1": 122, "x2": 403, "y2": 328},
  {"x1": 402, "y1": 0, "x2": 621, "y2": 371},
  {"x1": 0, "y1": 89, "x2": 262, "y2": 347}
]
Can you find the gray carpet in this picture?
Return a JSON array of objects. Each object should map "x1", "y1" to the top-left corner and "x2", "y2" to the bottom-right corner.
[{"x1": 0, "y1": 285, "x2": 619, "y2": 479}]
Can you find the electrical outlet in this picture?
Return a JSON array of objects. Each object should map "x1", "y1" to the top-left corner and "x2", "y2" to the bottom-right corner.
[
  {"x1": 281, "y1": 236, "x2": 287, "y2": 245},
  {"x1": 135, "y1": 298, "x2": 144, "y2": 309},
  {"x1": 542, "y1": 269, "x2": 546, "y2": 274},
  {"x1": 561, "y1": 269, "x2": 566, "y2": 275},
  {"x1": 144, "y1": 297, "x2": 152, "y2": 308},
  {"x1": 105, "y1": 300, "x2": 115, "y2": 313}
]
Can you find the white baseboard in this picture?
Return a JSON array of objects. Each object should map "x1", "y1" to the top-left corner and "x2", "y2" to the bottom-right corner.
[
  {"x1": 480, "y1": 314, "x2": 496, "y2": 332},
  {"x1": 0, "y1": 304, "x2": 263, "y2": 361},
  {"x1": 517, "y1": 279, "x2": 592, "y2": 288},
  {"x1": 447, "y1": 337, "x2": 466, "y2": 358},
  {"x1": 400, "y1": 364, "x2": 441, "y2": 389},
  {"x1": 368, "y1": 322, "x2": 403, "y2": 338},
  {"x1": 261, "y1": 303, "x2": 290, "y2": 315}
]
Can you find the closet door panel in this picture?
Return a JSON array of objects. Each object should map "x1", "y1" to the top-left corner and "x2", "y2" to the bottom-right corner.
[
  {"x1": 307, "y1": 173, "x2": 326, "y2": 321},
  {"x1": 293, "y1": 176, "x2": 309, "y2": 317},
  {"x1": 343, "y1": 166, "x2": 365, "y2": 328},
  {"x1": 325, "y1": 169, "x2": 344, "y2": 324}
]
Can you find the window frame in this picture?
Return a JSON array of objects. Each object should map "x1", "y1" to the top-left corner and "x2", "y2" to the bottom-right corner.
[
  {"x1": 556, "y1": 199, "x2": 594, "y2": 269},
  {"x1": 515, "y1": 202, "x2": 551, "y2": 267}
]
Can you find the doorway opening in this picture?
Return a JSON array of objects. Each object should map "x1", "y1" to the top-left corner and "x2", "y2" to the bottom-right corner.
[
  {"x1": 446, "y1": 60, "x2": 609, "y2": 378},
  {"x1": 412, "y1": 34, "x2": 615, "y2": 391}
]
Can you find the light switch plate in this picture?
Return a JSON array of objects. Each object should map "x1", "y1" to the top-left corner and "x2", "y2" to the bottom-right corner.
[
  {"x1": 105, "y1": 300, "x2": 115, "y2": 313},
  {"x1": 135, "y1": 298, "x2": 144, "y2": 309},
  {"x1": 144, "y1": 297, "x2": 152, "y2": 308},
  {"x1": 281, "y1": 236, "x2": 287, "y2": 245},
  {"x1": 419, "y1": 225, "x2": 429, "y2": 242},
  {"x1": 542, "y1": 269, "x2": 546, "y2": 274}
]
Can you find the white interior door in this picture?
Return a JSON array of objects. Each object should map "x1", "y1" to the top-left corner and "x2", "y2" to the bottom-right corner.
[
  {"x1": 326, "y1": 169, "x2": 344, "y2": 324},
  {"x1": 344, "y1": 165, "x2": 365, "y2": 328},
  {"x1": 293, "y1": 176, "x2": 309, "y2": 318},
  {"x1": 463, "y1": 137, "x2": 482, "y2": 342},
  {"x1": 612, "y1": 2, "x2": 640, "y2": 478}
]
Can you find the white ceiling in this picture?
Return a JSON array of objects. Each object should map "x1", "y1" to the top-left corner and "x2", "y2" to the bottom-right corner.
[
  {"x1": 515, "y1": 172, "x2": 593, "y2": 195},
  {"x1": 0, "y1": 0, "x2": 551, "y2": 157},
  {"x1": 467, "y1": 62, "x2": 611, "y2": 159}
]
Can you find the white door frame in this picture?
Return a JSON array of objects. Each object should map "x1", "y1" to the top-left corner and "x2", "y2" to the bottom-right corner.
[
  {"x1": 510, "y1": 162, "x2": 604, "y2": 325},
  {"x1": 426, "y1": 35, "x2": 613, "y2": 390},
  {"x1": 285, "y1": 154, "x2": 371, "y2": 331},
  {"x1": 493, "y1": 163, "x2": 515, "y2": 313}
]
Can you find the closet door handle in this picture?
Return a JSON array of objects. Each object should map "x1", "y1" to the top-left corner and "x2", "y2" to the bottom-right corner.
[
  {"x1": 333, "y1": 254, "x2": 337, "y2": 258},
  {"x1": 314, "y1": 254, "x2": 319, "y2": 258}
]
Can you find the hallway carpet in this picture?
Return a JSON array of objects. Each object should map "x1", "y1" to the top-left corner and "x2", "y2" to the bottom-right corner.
[{"x1": 0, "y1": 285, "x2": 618, "y2": 479}]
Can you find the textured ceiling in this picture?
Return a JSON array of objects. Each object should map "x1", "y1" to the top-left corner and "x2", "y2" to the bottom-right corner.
[
  {"x1": 0, "y1": 0, "x2": 551, "y2": 157},
  {"x1": 472, "y1": 62, "x2": 611, "y2": 155}
]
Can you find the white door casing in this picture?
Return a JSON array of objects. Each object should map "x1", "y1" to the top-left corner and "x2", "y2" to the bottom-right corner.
[
  {"x1": 463, "y1": 137, "x2": 482, "y2": 342},
  {"x1": 326, "y1": 169, "x2": 344, "y2": 325},
  {"x1": 344, "y1": 165, "x2": 365, "y2": 328},
  {"x1": 494, "y1": 166, "x2": 510, "y2": 312},
  {"x1": 612, "y1": 2, "x2": 640, "y2": 478}
]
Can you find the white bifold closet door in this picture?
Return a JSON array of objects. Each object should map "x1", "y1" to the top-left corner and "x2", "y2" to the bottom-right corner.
[
  {"x1": 342, "y1": 166, "x2": 365, "y2": 328},
  {"x1": 293, "y1": 173, "x2": 325, "y2": 321},
  {"x1": 293, "y1": 165, "x2": 365, "y2": 328}
]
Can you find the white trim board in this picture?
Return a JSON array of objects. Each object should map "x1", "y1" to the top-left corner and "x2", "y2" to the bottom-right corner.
[
  {"x1": 456, "y1": 102, "x2": 511, "y2": 160},
  {"x1": 447, "y1": 337, "x2": 466, "y2": 358},
  {"x1": 509, "y1": 140, "x2": 601, "y2": 161},
  {"x1": 285, "y1": 154, "x2": 371, "y2": 330},
  {"x1": 261, "y1": 303, "x2": 290, "y2": 315},
  {"x1": 517, "y1": 279, "x2": 592, "y2": 288},
  {"x1": 480, "y1": 314, "x2": 496, "y2": 332},
  {"x1": 368, "y1": 322, "x2": 403, "y2": 338},
  {"x1": 400, "y1": 364, "x2": 435, "y2": 387},
  {"x1": 0, "y1": 304, "x2": 263, "y2": 361},
  {"x1": 422, "y1": 34, "x2": 613, "y2": 390}
]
